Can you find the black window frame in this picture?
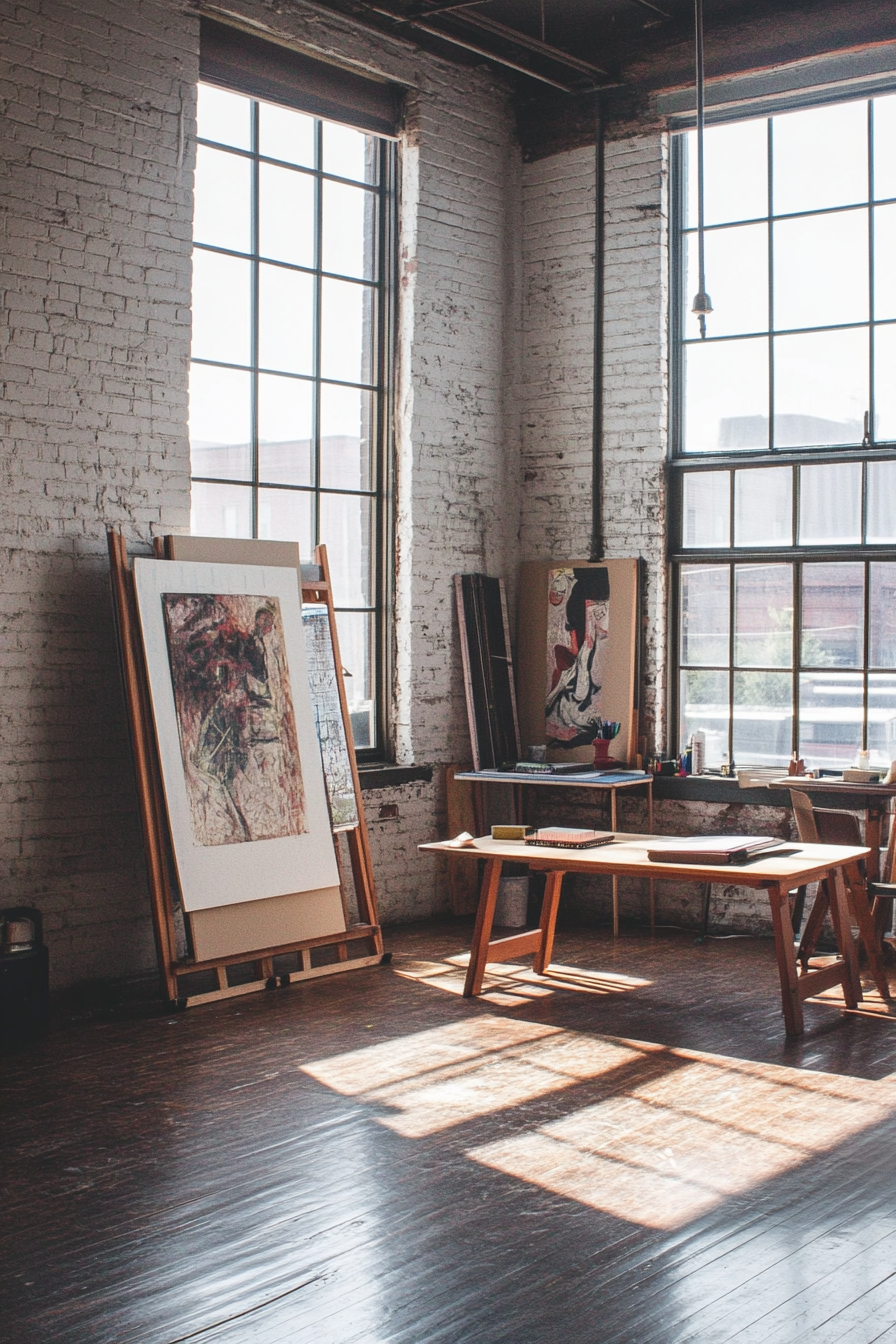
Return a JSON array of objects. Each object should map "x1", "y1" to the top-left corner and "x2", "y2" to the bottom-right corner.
[
  {"x1": 190, "y1": 80, "x2": 398, "y2": 763},
  {"x1": 668, "y1": 92, "x2": 896, "y2": 768}
]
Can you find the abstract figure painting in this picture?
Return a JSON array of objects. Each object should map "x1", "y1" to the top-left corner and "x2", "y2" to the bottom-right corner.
[
  {"x1": 545, "y1": 567, "x2": 611, "y2": 748},
  {"x1": 163, "y1": 593, "x2": 305, "y2": 846},
  {"x1": 133, "y1": 559, "x2": 339, "y2": 911},
  {"x1": 517, "y1": 558, "x2": 639, "y2": 766}
]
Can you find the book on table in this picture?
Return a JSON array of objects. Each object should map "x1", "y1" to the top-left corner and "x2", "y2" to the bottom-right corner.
[
  {"x1": 646, "y1": 835, "x2": 788, "y2": 865},
  {"x1": 525, "y1": 827, "x2": 615, "y2": 850}
]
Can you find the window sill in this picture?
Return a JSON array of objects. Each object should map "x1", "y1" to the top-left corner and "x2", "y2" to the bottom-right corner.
[
  {"x1": 652, "y1": 775, "x2": 795, "y2": 806},
  {"x1": 357, "y1": 764, "x2": 434, "y2": 791}
]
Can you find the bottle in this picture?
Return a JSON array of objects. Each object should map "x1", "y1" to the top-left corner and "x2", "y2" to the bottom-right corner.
[{"x1": 691, "y1": 730, "x2": 705, "y2": 776}]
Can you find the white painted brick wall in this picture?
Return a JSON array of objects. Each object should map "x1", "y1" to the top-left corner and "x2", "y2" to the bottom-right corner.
[
  {"x1": 517, "y1": 133, "x2": 802, "y2": 936},
  {"x1": 1, "y1": 0, "x2": 519, "y2": 987}
]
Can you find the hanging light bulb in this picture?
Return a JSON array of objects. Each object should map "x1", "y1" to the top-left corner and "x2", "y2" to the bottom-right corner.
[{"x1": 692, "y1": 0, "x2": 712, "y2": 338}]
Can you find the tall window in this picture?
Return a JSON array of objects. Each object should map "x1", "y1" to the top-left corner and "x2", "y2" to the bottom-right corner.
[
  {"x1": 189, "y1": 82, "x2": 394, "y2": 753},
  {"x1": 672, "y1": 95, "x2": 896, "y2": 771}
]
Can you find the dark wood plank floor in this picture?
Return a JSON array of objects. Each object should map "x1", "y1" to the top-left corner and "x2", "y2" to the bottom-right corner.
[{"x1": 5, "y1": 921, "x2": 896, "y2": 1344}]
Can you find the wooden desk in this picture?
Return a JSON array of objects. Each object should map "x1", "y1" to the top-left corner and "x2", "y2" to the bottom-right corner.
[
  {"x1": 455, "y1": 769, "x2": 653, "y2": 935},
  {"x1": 782, "y1": 779, "x2": 896, "y2": 883},
  {"x1": 421, "y1": 833, "x2": 874, "y2": 1036}
]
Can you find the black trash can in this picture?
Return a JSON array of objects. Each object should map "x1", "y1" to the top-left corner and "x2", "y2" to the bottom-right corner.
[{"x1": 0, "y1": 907, "x2": 50, "y2": 1050}]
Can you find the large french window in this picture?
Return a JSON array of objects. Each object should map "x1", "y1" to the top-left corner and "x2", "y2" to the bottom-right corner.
[
  {"x1": 672, "y1": 94, "x2": 896, "y2": 771},
  {"x1": 189, "y1": 80, "x2": 394, "y2": 753}
]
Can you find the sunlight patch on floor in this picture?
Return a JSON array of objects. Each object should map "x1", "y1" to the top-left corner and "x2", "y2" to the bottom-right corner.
[
  {"x1": 302, "y1": 1015, "x2": 645, "y2": 1137},
  {"x1": 303, "y1": 1015, "x2": 896, "y2": 1231},
  {"x1": 389, "y1": 953, "x2": 651, "y2": 1005},
  {"x1": 468, "y1": 1045, "x2": 896, "y2": 1230}
]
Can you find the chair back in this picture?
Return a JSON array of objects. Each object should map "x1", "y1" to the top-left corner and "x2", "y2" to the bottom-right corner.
[{"x1": 790, "y1": 788, "x2": 819, "y2": 842}]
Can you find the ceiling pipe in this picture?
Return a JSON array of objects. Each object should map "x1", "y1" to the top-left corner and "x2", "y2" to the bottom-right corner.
[
  {"x1": 357, "y1": 1, "x2": 613, "y2": 86},
  {"x1": 356, "y1": 2, "x2": 584, "y2": 88},
  {"x1": 590, "y1": 101, "x2": 606, "y2": 562},
  {"x1": 457, "y1": 10, "x2": 613, "y2": 79}
]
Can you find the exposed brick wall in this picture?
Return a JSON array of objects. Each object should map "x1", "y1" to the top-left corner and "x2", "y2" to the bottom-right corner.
[
  {"x1": 1, "y1": 0, "x2": 517, "y2": 985},
  {"x1": 1, "y1": 0, "x2": 195, "y2": 986},
  {"x1": 516, "y1": 133, "x2": 804, "y2": 936}
]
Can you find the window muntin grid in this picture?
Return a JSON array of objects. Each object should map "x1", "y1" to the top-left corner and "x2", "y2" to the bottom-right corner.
[
  {"x1": 189, "y1": 83, "x2": 393, "y2": 753},
  {"x1": 672, "y1": 93, "x2": 896, "y2": 765},
  {"x1": 676, "y1": 93, "x2": 896, "y2": 453}
]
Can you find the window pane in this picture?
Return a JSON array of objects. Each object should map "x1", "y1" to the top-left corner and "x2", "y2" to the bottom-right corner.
[
  {"x1": 734, "y1": 672, "x2": 792, "y2": 767},
  {"x1": 680, "y1": 565, "x2": 729, "y2": 666},
  {"x1": 682, "y1": 471, "x2": 730, "y2": 547},
  {"x1": 685, "y1": 119, "x2": 767, "y2": 227},
  {"x1": 191, "y1": 480, "x2": 252, "y2": 538},
  {"x1": 197, "y1": 84, "x2": 251, "y2": 150},
  {"x1": 874, "y1": 324, "x2": 896, "y2": 442},
  {"x1": 874, "y1": 94, "x2": 896, "y2": 201},
  {"x1": 684, "y1": 223, "x2": 767, "y2": 339},
  {"x1": 867, "y1": 461, "x2": 896, "y2": 542},
  {"x1": 734, "y1": 467, "x2": 792, "y2": 547},
  {"x1": 336, "y1": 612, "x2": 375, "y2": 748},
  {"x1": 258, "y1": 373, "x2": 313, "y2": 486},
  {"x1": 799, "y1": 672, "x2": 863, "y2": 770},
  {"x1": 773, "y1": 210, "x2": 868, "y2": 331},
  {"x1": 683, "y1": 337, "x2": 769, "y2": 452},
  {"x1": 798, "y1": 462, "x2": 862, "y2": 544},
  {"x1": 320, "y1": 278, "x2": 372, "y2": 384},
  {"x1": 259, "y1": 163, "x2": 315, "y2": 267},
  {"x1": 801, "y1": 563, "x2": 864, "y2": 668},
  {"x1": 320, "y1": 493, "x2": 372, "y2": 606},
  {"x1": 257, "y1": 486, "x2": 313, "y2": 558},
  {"x1": 873, "y1": 204, "x2": 896, "y2": 320},
  {"x1": 322, "y1": 180, "x2": 376, "y2": 281},
  {"x1": 193, "y1": 146, "x2": 251, "y2": 253},
  {"x1": 734, "y1": 565, "x2": 793, "y2": 667},
  {"x1": 868, "y1": 673, "x2": 896, "y2": 767},
  {"x1": 773, "y1": 328, "x2": 867, "y2": 447},
  {"x1": 322, "y1": 121, "x2": 374, "y2": 183},
  {"x1": 191, "y1": 250, "x2": 251, "y2": 366},
  {"x1": 680, "y1": 669, "x2": 729, "y2": 766},
  {"x1": 259, "y1": 102, "x2": 315, "y2": 168},
  {"x1": 189, "y1": 364, "x2": 251, "y2": 480},
  {"x1": 320, "y1": 384, "x2": 372, "y2": 491},
  {"x1": 772, "y1": 101, "x2": 868, "y2": 215},
  {"x1": 870, "y1": 564, "x2": 896, "y2": 666},
  {"x1": 258, "y1": 264, "x2": 314, "y2": 375}
]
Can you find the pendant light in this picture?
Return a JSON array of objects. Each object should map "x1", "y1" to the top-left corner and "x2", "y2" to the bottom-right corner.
[{"x1": 691, "y1": 0, "x2": 712, "y2": 338}]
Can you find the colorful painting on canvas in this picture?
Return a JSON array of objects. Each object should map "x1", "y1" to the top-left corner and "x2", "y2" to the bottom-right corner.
[
  {"x1": 162, "y1": 593, "x2": 306, "y2": 846},
  {"x1": 545, "y1": 566, "x2": 611, "y2": 748}
]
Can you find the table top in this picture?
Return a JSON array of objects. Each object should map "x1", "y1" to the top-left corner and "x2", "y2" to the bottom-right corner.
[
  {"x1": 420, "y1": 831, "x2": 869, "y2": 888},
  {"x1": 454, "y1": 769, "x2": 652, "y2": 790}
]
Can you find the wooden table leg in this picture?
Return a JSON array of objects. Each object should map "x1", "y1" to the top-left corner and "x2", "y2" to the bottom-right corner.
[
  {"x1": 828, "y1": 866, "x2": 861, "y2": 1010},
  {"x1": 842, "y1": 860, "x2": 890, "y2": 1001},
  {"x1": 768, "y1": 880, "x2": 805, "y2": 1036},
  {"x1": 463, "y1": 858, "x2": 503, "y2": 997},
  {"x1": 533, "y1": 870, "x2": 564, "y2": 974},
  {"x1": 647, "y1": 779, "x2": 654, "y2": 931},
  {"x1": 866, "y1": 805, "x2": 884, "y2": 884},
  {"x1": 610, "y1": 790, "x2": 619, "y2": 937}
]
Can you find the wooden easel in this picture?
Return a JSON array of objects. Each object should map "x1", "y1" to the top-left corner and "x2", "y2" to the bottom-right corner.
[{"x1": 107, "y1": 529, "x2": 383, "y2": 1009}]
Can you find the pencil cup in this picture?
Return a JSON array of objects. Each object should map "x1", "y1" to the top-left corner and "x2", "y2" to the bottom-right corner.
[{"x1": 592, "y1": 739, "x2": 611, "y2": 765}]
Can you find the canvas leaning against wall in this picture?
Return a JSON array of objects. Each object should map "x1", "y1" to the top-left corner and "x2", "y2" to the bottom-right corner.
[
  {"x1": 133, "y1": 558, "x2": 339, "y2": 912},
  {"x1": 517, "y1": 559, "x2": 640, "y2": 765}
]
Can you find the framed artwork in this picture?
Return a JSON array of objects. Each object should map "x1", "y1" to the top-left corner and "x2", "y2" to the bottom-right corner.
[
  {"x1": 517, "y1": 559, "x2": 640, "y2": 765},
  {"x1": 133, "y1": 558, "x2": 339, "y2": 912},
  {"x1": 302, "y1": 604, "x2": 359, "y2": 830}
]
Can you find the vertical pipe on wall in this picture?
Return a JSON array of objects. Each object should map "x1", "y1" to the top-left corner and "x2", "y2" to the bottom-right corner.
[{"x1": 590, "y1": 100, "x2": 606, "y2": 561}]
